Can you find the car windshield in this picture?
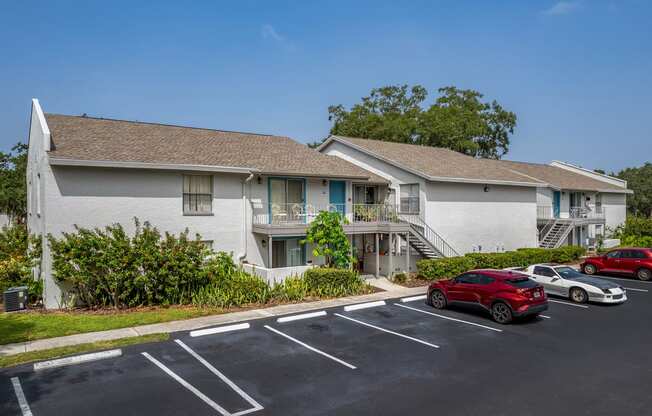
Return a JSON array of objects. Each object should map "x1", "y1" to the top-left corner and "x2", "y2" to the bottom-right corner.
[{"x1": 555, "y1": 267, "x2": 585, "y2": 279}]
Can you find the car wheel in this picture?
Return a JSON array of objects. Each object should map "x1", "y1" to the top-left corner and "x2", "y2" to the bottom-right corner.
[
  {"x1": 491, "y1": 302, "x2": 513, "y2": 324},
  {"x1": 583, "y1": 264, "x2": 597, "y2": 275},
  {"x1": 569, "y1": 287, "x2": 588, "y2": 304},
  {"x1": 429, "y1": 290, "x2": 447, "y2": 309},
  {"x1": 637, "y1": 268, "x2": 651, "y2": 282}
]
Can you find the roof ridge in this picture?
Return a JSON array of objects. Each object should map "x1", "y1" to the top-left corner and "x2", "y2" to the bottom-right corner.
[{"x1": 44, "y1": 113, "x2": 282, "y2": 138}]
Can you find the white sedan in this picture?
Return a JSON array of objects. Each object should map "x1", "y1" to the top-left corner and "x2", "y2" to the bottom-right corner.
[{"x1": 520, "y1": 264, "x2": 627, "y2": 304}]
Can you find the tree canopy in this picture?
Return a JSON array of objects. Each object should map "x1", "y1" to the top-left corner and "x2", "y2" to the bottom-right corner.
[
  {"x1": 0, "y1": 143, "x2": 27, "y2": 222},
  {"x1": 616, "y1": 162, "x2": 652, "y2": 217},
  {"x1": 327, "y1": 85, "x2": 517, "y2": 158},
  {"x1": 303, "y1": 211, "x2": 353, "y2": 268}
]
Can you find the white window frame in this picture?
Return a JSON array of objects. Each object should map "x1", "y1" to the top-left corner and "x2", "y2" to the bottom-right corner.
[{"x1": 183, "y1": 175, "x2": 213, "y2": 215}]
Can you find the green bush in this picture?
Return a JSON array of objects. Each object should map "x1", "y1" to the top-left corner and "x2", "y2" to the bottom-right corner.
[
  {"x1": 303, "y1": 267, "x2": 365, "y2": 297},
  {"x1": 417, "y1": 256, "x2": 476, "y2": 281},
  {"x1": 417, "y1": 246, "x2": 586, "y2": 281},
  {"x1": 48, "y1": 219, "x2": 211, "y2": 308},
  {"x1": 392, "y1": 272, "x2": 407, "y2": 284},
  {"x1": 613, "y1": 216, "x2": 652, "y2": 248},
  {"x1": 271, "y1": 275, "x2": 309, "y2": 302},
  {"x1": 621, "y1": 235, "x2": 652, "y2": 248},
  {"x1": 192, "y1": 269, "x2": 271, "y2": 308},
  {"x1": 0, "y1": 224, "x2": 41, "y2": 302}
]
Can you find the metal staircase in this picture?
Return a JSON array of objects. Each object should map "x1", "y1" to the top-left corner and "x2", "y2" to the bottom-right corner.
[
  {"x1": 399, "y1": 214, "x2": 459, "y2": 258},
  {"x1": 539, "y1": 219, "x2": 574, "y2": 249}
]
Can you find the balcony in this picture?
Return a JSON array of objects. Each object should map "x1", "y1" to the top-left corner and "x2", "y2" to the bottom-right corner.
[
  {"x1": 537, "y1": 204, "x2": 605, "y2": 224},
  {"x1": 252, "y1": 203, "x2": 409, "y2": 235}
]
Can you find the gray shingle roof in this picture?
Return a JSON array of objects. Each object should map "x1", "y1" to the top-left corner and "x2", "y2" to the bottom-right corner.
[
  {"x1": 494, "y1": 160, "x2": 627, "y2": 192},
  {"x1": 325, "y1": 136, "x2": 542, "y2": 186},
  {"x1": 44, "y1": 114, "x2": 387, "y2": 182}
]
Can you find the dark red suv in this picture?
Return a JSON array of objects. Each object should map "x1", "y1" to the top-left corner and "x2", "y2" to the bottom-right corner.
[
  {"x1": 427, "y1": 269, "x2": 548, "y2": 324},
  {"x1": 581, "y1": 248, "x2": 652, "y2": 281}
]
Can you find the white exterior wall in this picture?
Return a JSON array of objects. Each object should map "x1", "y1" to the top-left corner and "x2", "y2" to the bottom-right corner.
[
  {"x1": 602, "y1": 192, "x2": 627, "y2": 235},
  {"x1": 426, "y1": 182, "x2": 538, "y2": 254},
  {"x1": 536, "y1": 187, "x2": 553, "y2": 207}
]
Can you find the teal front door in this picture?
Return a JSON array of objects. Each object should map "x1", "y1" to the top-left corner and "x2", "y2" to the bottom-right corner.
[
  {"x1": 553, "y1": 191, "x2": 561, "y2": 218},
  {"x1": 329, "y1": 181, "x2": 346, "y2": 215}
]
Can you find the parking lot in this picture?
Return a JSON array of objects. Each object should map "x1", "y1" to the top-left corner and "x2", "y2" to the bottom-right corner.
[{"x1": 2, "y1": 273, "x2": 652, "y2": 416}]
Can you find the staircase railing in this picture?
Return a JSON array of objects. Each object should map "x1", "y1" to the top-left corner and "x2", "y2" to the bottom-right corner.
[{"x1": 399, "y1": 214, "x2": 459, "y2": 258}]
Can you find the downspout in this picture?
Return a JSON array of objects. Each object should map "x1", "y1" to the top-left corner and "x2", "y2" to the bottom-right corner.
[{"x1": 237, "y1": 173, "x2": 254, "y2": 263}]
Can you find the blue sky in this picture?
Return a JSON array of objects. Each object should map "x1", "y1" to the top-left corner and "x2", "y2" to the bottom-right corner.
[{"x1": 1, "y1": 1, "x2": 650, "y2": 172}]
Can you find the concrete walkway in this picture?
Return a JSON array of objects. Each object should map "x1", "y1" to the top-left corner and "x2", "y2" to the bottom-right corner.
[{"x1": 0, "y1": 282, "x2": 426, "y2": 357}]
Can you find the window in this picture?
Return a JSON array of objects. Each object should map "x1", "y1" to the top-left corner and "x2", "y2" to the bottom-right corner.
[
  {"x1": 270, "y1": 178, "x2": 305, "y2": 224},
  {"x1": 36, "y1": 173, "x2": 41, "y2": 216},
  {"x1": 632, "y1": 250, "x2": 648, "y2": 259},
  {"x1": 353, "y1": 184, "x2": 378, "y2": 205},
  {"x1": 456, "y1": 273, "x2": 481, "y2": 284},
  {"x1": 533, "y1": 266, "x2": 557, "y2": 277},
  {"x1": 272, "y1": 237, "x2": 305, "y2": 268},
  {"x1": 606, "y1": 251, "x2": 621, "y2": 259},
  {"x1": 183, "y1": 175, "x2": 213, "y2": 215},
  {"x1": 399, "y1": 183, "x2": 419, "y2": 214}
]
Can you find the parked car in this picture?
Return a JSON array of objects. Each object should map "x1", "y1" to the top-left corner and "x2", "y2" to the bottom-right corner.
[
  {"x1": 426, "y1": 269, "x2": 548, "y2": 324},
  {"x1": 521, "y1": 264, "x2": 627, "y2": 304},
  {"x1": 581, "y1": 248, "x2": 652, "y2": 281}
]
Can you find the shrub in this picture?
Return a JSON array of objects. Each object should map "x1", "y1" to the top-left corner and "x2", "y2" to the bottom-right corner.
[
  {"x1": 417, "y1": 246, "x2": 587, "y2": 281},
  {"x1": 417, "y1": 256, "x2": 476, "y2": 281},
  {"x1": 48, "y1": 219, "x2": 211, "y2": 308},
  {"x1": 303, "y1": 267, "x2": 365, "y2": 297},
  {"x1": 303, "y1": 211, "x2": 353, "y2": 268},
  {"x1": 192, "y1": 269, "x2": 271, "y2": 308},
  {"x1": 392, "y1": 272, "x2": 407, "y2": 284},
  {"x1": 0, "y1": 224, "x2": 41, "y2": 302},
  {"x1": 271, "y1": 275, "x2": 309, "y2": 302},
  {"x1": 620, "y1": 235, "x2": 652, "y2": 248}
]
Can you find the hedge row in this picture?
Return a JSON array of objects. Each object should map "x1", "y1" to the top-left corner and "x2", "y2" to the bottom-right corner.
[{"x1": 417, "y1": 246, "x2": 586, "y2": 281}]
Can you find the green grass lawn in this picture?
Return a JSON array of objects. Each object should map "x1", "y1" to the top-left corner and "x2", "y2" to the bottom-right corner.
[
  {"x1": 0, "y1": 333, "x2": 169, "y2": 368},
  {"x1": 0, "y1": 306, "x2": 226, "y2": 345}
]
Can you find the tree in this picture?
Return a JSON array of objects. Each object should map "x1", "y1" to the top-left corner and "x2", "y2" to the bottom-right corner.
[
  {"x1": 303, "y1": 211, "x2": 353, "y2": 268},
  {"x1": 617, "y1": 162, "x2": 652, "y2": 217},
  {"x1": 327, "y1": 85, "x2": 517, "y2": 158},
  {"x1": 0, "y1": 142, "x2": 28, "y2": 222}
]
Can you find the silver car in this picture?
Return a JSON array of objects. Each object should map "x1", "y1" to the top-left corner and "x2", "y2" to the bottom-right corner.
[{"x1": 522, "y1": 264, "x2": 627, "y2": 304}]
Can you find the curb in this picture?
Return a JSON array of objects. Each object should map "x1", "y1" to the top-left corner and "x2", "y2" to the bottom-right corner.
[{"x1": 0, "y1": 286, "x2": 426, "y2": 357}]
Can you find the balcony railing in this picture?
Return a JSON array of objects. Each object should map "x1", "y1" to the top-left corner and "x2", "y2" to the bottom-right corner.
[
  {"x1": 252, "y1": 203, "x2": 401, "y2": 226},
  {"x1": 537, "y1": 204, "x2": 605, "y2": 221}
]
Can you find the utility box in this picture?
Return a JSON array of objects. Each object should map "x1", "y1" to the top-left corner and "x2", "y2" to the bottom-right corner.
[{"x1": 3, "y1": 286, "x2": 28, "y2": 312}]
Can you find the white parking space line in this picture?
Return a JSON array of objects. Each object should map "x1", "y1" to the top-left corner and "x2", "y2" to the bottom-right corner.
[
  {"x1": 597, "y1": 275, "x2": 652, "y2": 284},
  {"x1": 393, "y1": 303, "x2": 503, "y2": 333},
  {"x1": 343, "y1": 300, "x2": 386, "y2": 312},
  {"x1": 548, "y1": 299, "x2": 589, "y2": 308},
  {"x1": 190, "y1": 323, "x2": 250, "y2": 338},
  {"x1": 540, "y1": 315, "x2": 551, "y2": 319},
  {"x1": 334, "y1": 313, "x2": 440, "y2": 349},
  {"x1": 33, "y1": 349, "x2": 122, "y2": 371},
  {"x1": 11, "y1": 377, "x2": 33, "y2": 416},
  {"x1": 141, "y1": 352, "x2": 231, "y2": 416},
  {"x1": 277, "y1": 310, "x2": 327, "y2": 323},
  {"x1": 400, "y1": 295, "x2": 427, "y2": 303},
  {"x1": 624, "y1": 287, "x2": 649, "y2": 292},
  {"x1": 175, "y1": 340, "x2": 264, "y2": 414},
  {"x1": 264, "y1": 325, "x2": 357, "y2": 370}
]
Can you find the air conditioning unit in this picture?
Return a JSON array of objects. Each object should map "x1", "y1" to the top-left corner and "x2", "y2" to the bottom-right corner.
[{"x1": 4, "y1": 286, "x2": 28, "y2": 312}]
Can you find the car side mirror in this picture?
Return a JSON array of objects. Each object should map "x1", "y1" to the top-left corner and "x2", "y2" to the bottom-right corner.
[{"x1": 551, "y1": 277, "x2": 560, "y2": 282}]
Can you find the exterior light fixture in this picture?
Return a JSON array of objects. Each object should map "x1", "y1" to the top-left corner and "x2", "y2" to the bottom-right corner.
[
  {"x1": 483, "y1": 185, "x2": 490, "y2": 192},
  {"x1": 322, "y1": 179, "x2": 328, "y2": 186}
]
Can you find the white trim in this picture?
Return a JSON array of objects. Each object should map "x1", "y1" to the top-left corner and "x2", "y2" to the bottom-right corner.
[
  {"x1": 550, "y1": 160, "x2": 628, "y2": 186},
  {"x1": 48, "y1": 157, "x2": 258, "y2": 174},
  {"x1": 33, "y1": 349, "x2": 122, "y2": 371},
  {"x1": 31, "y1": 99, "x2": 51, "y2": 151},
  {"x1": 190, "y1": 323, "x2": 250, "y2": 337}
]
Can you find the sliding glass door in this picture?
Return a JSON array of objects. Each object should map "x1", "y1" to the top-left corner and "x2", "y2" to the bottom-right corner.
[
  {"x1": 272, "y1": 237, "x2": 306, "y2": 268},
  {"x1": 269, "y1": 178, "x2": 305, "y2": 224}
]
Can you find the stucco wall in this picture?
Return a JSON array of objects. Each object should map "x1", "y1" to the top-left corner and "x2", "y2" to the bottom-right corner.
[
  {"x1": 602, "y1": 192, "x2": 627, "y2": 234},
  {"x1": 426, "y1": 182, "x2": 538, "y2": 254}
]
